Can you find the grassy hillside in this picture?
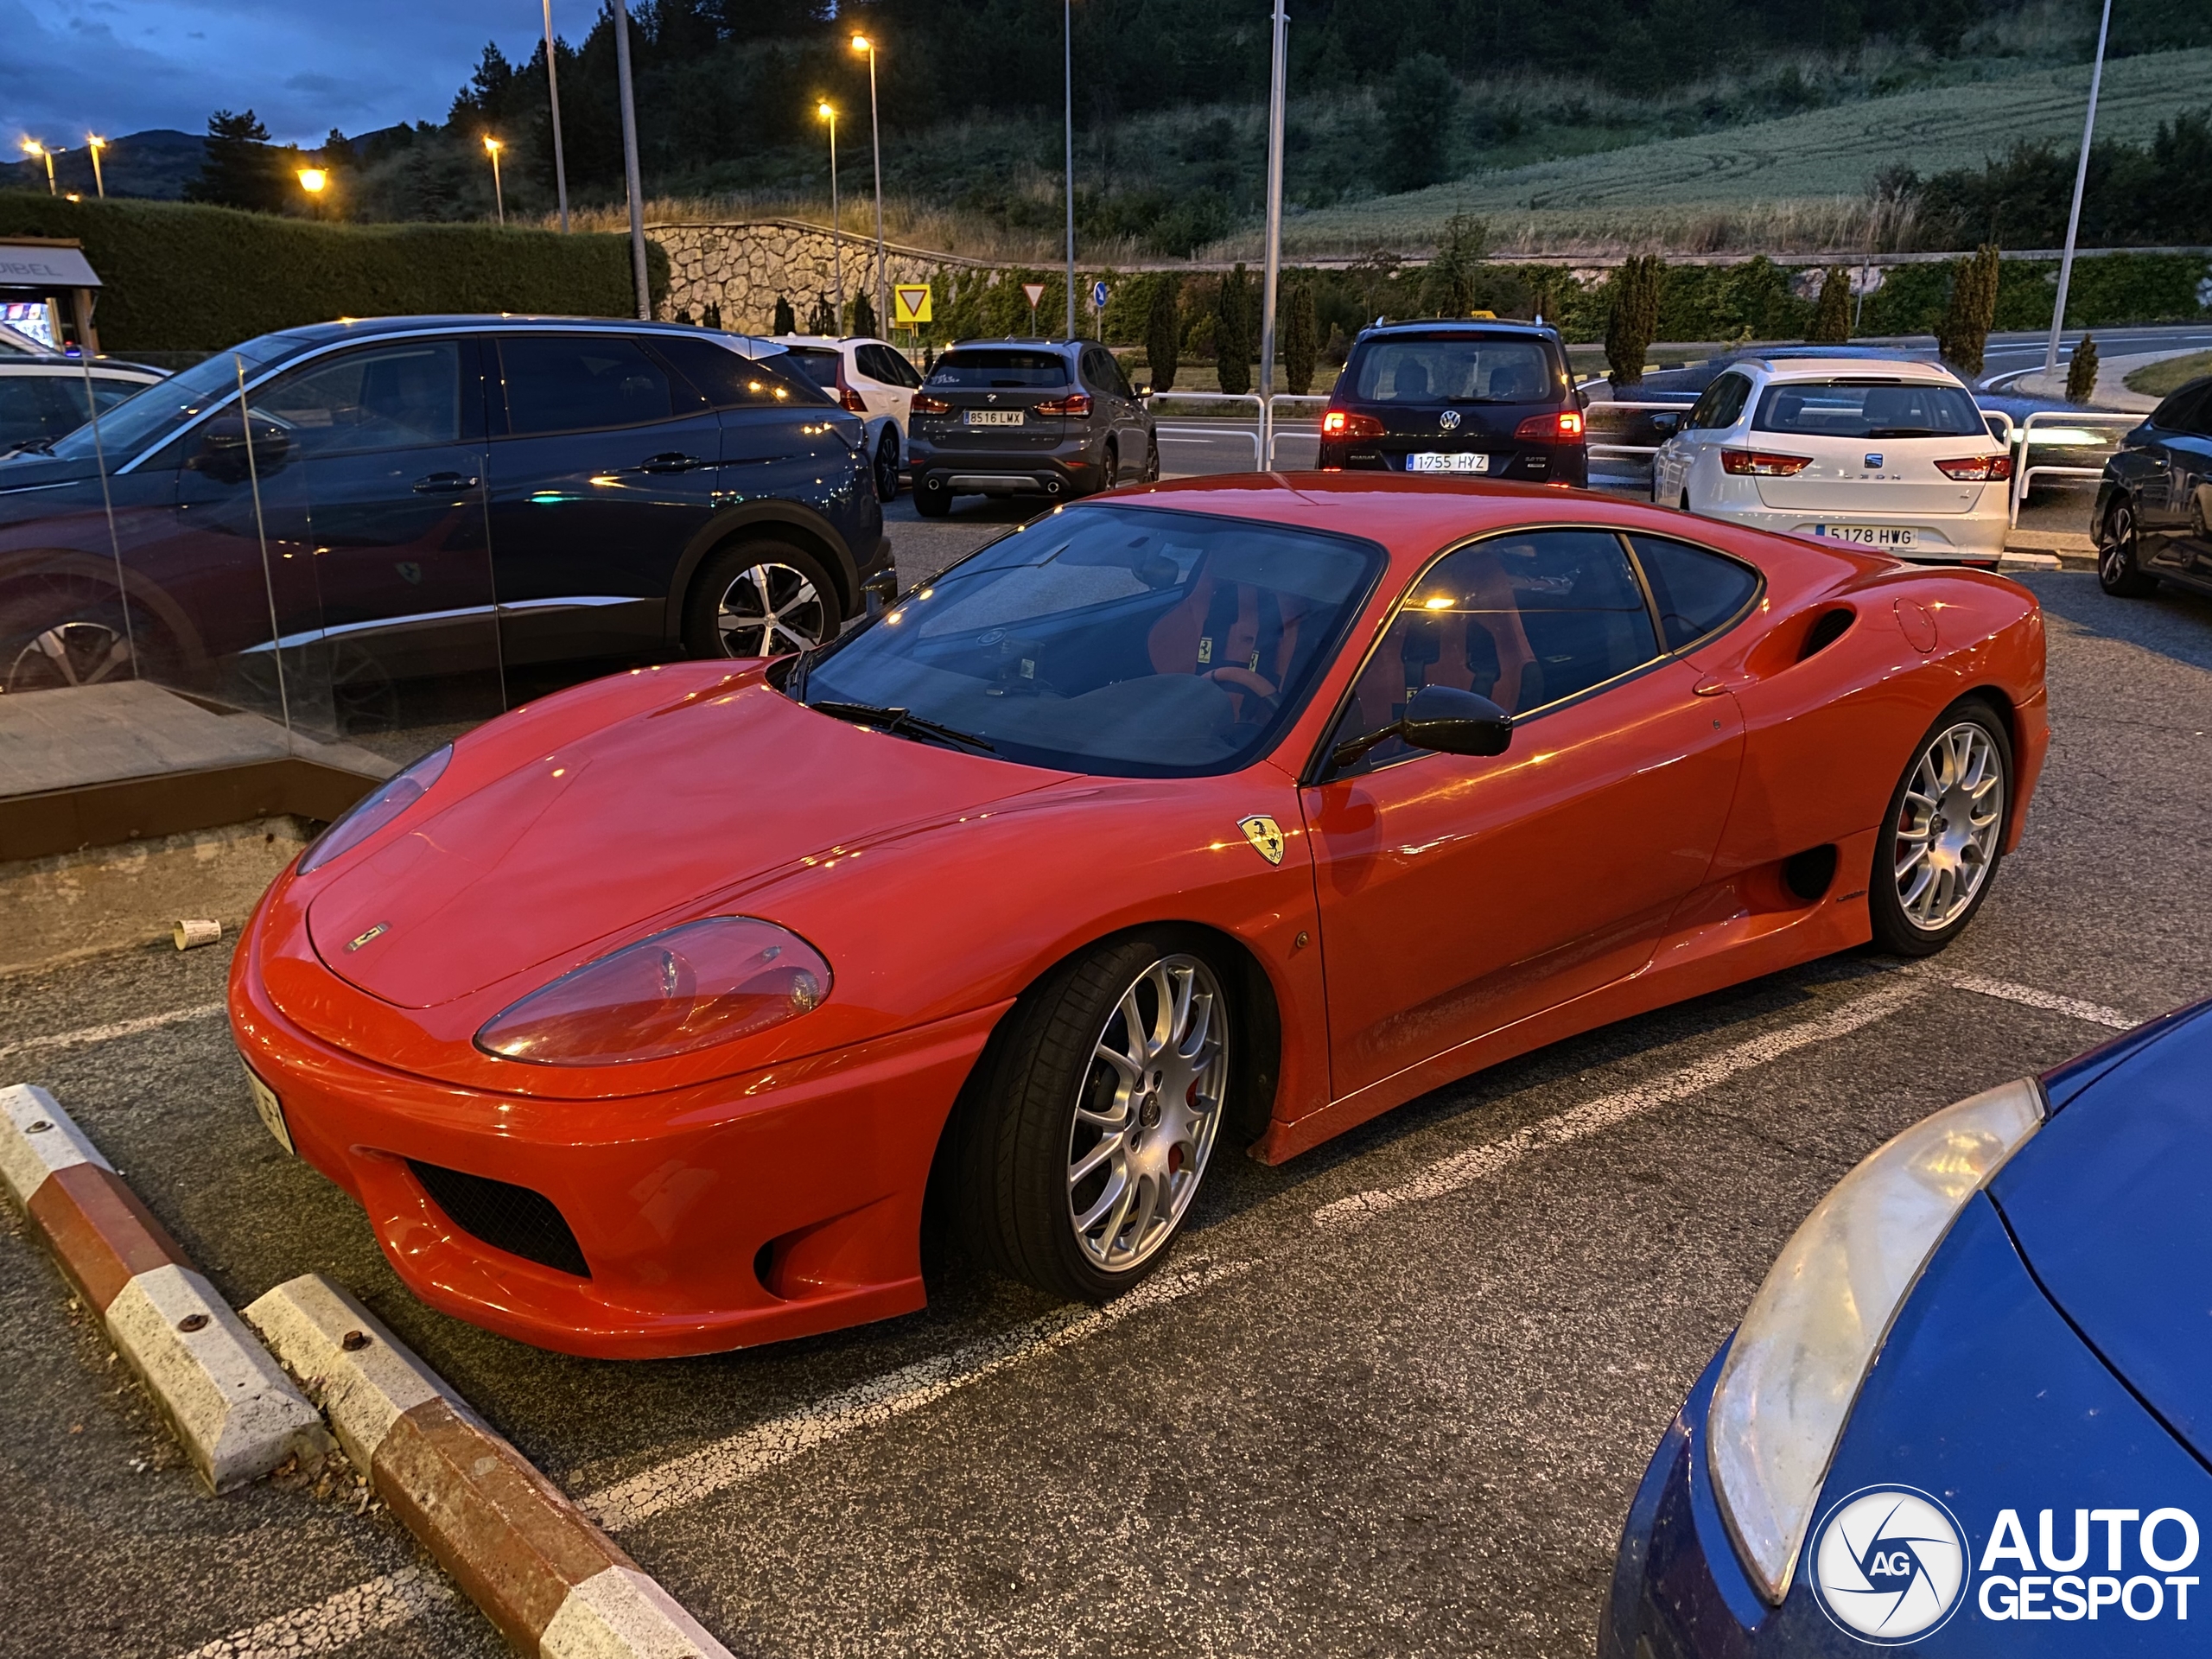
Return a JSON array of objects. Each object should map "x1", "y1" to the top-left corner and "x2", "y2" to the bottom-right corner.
[{"x1": 1263, "y1": 47, "x2": 2212, "y2": 255}]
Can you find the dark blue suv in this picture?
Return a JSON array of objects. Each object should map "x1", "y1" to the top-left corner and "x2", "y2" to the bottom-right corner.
[{"x1": 0, "y1": 315, "x2": 888, "y2": 701}]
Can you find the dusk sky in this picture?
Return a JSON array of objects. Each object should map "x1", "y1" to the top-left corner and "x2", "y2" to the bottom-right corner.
[{"x1": 3, "y1": 1, "x2": 552, "y2": 148}]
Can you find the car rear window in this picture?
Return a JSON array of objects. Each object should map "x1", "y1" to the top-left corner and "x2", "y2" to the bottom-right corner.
[
  {"x1": 1348, "y1": 337, "x2": 1556, "y2": 404},
  {"x1": 1628, "y1": 535, "x2": 1761, "y2": 651},
  {"x1": 1752, "y1": 378, "x2": 1984, "y2": 440},
  {"x1": 928, "y1": 350, "x2": 1071, "y2": 389},
  {"x1": 779, "y1": 347, "x2": 842, "y2": 391}
]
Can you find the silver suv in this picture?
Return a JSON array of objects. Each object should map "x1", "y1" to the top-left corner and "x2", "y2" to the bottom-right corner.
[{"x1": 908, "y1": 340, "x2": 1157, "y2": 517}]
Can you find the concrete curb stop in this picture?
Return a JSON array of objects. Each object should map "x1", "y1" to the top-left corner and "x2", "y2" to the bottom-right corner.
[
  {"x1": 0, "y1": 1083, "x2": 332, "y2": 1491},
  {"x1": 247, "y1": 1274, "x2": 734, "y2": 1659}
]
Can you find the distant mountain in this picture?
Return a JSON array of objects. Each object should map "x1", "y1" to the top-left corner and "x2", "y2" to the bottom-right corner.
[{"x1": 0, "y1": 130, "x2": 207, "y2": 201}]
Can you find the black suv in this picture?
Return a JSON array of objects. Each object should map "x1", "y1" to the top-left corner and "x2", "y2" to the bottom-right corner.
[
  {"x1": 0, "y1": 315, "x2": 889, "y2": 701},
  {"x1": 907, "y1": 339, "x2": 1157, "y2": 516},
  {"x1": 1318, "y1": 321, "x2": 1587, "y2": 486}
]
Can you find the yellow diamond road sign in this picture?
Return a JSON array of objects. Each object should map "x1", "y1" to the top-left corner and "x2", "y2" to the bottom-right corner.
[{"x1": 893, "y1": 283, "x2": 932, "y2": 325}]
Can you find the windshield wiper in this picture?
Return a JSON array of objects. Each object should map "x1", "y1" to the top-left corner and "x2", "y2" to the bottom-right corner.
[
  {"x1": 7, "y1": 437, "x2": 54, "y2": 457},
  {"x1": 806, "y1": 699, "x2": 996, "y2": 753}
]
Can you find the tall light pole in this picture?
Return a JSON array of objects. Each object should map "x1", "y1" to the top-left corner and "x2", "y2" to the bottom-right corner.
[
  {"x1": 22, "y1": 140, "x2": 55, "y2": 195},
  {"x1": 543, "y1": 0, "x2": 569, "y2": 232},
  {"x1": 613, "y1": 0, "x2": 650, "y2": 320},
  {"x1": 851, "y1": 34, "x2": 886, "y2": 336},
  {"x1": 1064, "y1": 0, "x2": 1076, "y2": 340},
  {"x1": 483, "y1": 137, "x2": 505, "y2": 226},
  {"x1": 296, "y1": 166, "x2": 328, "y2": 219},
  {"x1": 1257, "y1": 0, "x2": 1289, "y2": 463},
  {"x1": 2044, "y1": 0, "x2": 2112, "y2": 378},
  {"x1": 818, "y1": 102, "x2": 843, "y2": 327},
  {"x1": 86, "y1": 135, "x2": 106, "y2": 198}
]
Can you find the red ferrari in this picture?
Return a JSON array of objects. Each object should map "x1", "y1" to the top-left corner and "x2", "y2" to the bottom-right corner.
[{"x1": 231, "y1": 475, "x2": 2047, "y2": 1357}]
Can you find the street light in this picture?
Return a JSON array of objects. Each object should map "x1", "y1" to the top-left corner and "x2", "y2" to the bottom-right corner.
[
  {"x1": 86, "y1": 134, "x2": 106, "y2": 198},
  {"x1": 818, "y1": 101, "x2": 843, "y2": 328},
  {"x1": 1063, "y1": 2, "x2": 1074, "y2": 340},
  {"x1": 850, "y1": 33, "x2": 885, "y2": 337},
  {"x1": 296, "y1": 168, "x2": 327, "y2": 194},
  {"x1": 21, "y1": 139, "x2": 56, "y2": 196},
  {"x1": 542, "y1": 0, "x2": 569, "y2": 233},
  {"x1": 1257, "y1": 0, "x2": 1289, "y2": 461},
  {"x1": 483, "y1": 136, "x2": 505, "y2": 226},
  {"x1": 2044, "y1": 0, "x2": 2113, "y2": 380}
]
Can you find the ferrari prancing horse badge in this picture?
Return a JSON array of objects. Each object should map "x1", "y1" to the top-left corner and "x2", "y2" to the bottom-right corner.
[{"x1": 1238, "y1": 815, "x2": 1287, "y2": 866}]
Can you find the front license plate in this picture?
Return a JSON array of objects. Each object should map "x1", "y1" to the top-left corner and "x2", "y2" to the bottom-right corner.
[
  {"x1": 1815, "y1": 524, "x2": 1916, "y2": 547},
  {"x1": 1408, "y1": 451, "x2": 1489, "y2": 474},
  {"x1": 964, "y1": 410, "x2": 1025, "y2": 427},
  {"x1": 244, "y1": 1065, "x2": 295, "y2": 1156}
]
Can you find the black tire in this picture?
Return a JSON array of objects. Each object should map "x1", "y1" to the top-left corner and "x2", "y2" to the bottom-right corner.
[
  {"x1": 1098, "y1": 438, "x2": 1118, "y2": 493},
  {"x1": 1868, "y1": 698, "x2": 2013, "y2": 957},
  {"x1": 682, "y1": 539, "x2": 841, "y2": 660},
  {"x1": 954, "y1": 930, "x2": 1235, "y2": 1301},
  {"x1": 873, "y1": 427, "x2": 901, "y2": 503},
  {"x1": 914, "y1": 476, "x2": 952, "y2": 518},
  {"x1": 2098, "y1": 496, "x2": 2159, "y2": 598},
  {"x1": 1141, "y1": 436, "x2": 1160, "y2": 483},
  {"x1": 0, "y1": 575, "x2": 169, "y2": 695}
]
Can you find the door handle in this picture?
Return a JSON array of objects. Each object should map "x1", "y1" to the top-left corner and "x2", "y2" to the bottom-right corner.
[
  {"x1": 638, "y1": 452, "x2": 709, "y2": 474},
  {"x1": 411, "y1": 472, "x2": 478, "y2": 493}
]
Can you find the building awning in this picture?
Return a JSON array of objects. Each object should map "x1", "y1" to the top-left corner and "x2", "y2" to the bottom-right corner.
[{"x1": 0, "y1": 242, "x2": 101, "y2": 289}]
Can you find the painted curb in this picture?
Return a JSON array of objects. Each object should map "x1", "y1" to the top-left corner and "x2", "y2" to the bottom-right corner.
[
  {"x1": 0, "y1": 1083, "x2": 332, "y2": 1492},
  {"x1": 246, "y1": 1274, "x2": 733, "y2": 1659}
]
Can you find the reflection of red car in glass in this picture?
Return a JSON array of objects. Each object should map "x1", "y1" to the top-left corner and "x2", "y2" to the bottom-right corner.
[{"x1": 231, "y1": 475, "x2": 2049, "y2": 1358}]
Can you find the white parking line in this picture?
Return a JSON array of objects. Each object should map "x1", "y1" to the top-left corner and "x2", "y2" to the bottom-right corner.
[
  {"x1": 1312, "y1": 979, "x2": 1923, "y2": 1234},
  {"x1": 1923, "y1": 969, "x2": 2139, "y2": 1031},
  {"x1": 578, "y1": 1255, "x2": 1252, "y2": 1532},
  {"x1": 174, "y1": 1567, "x2": 452, "y2": 1659},
  {"x1": 0, "y1": 1002, "x2": 226, "y2": 1065}
]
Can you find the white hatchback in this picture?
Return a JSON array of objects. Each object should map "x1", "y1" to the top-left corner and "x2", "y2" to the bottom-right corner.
[
  {"x1": 765, "y1": 334, "x2": 925, "y2": 501},
  {"x1": 1649, "y1": 356, "x2": 2012, "y2": 566}
]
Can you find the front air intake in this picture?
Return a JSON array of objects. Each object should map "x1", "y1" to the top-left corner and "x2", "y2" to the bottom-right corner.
[{"x1": 408, "y1": 1160, "x2": 590, "y2": 1278}]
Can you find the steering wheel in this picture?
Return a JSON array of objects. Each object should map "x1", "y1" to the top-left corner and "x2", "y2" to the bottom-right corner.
[{"x1": 1206, "y1": 665, "x2": 1279, "y2": 724}]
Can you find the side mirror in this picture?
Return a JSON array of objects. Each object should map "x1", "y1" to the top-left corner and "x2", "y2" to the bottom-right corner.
[
  {"x1": 1328, "y1": 683, "x2": 1512, "y2": 774},
  {"x1": 1651, "y1": 411, "x2": 1681, "y2": 431},
  {"x1": 188, "y1": 413, "x2": 294, "y2": 483},
  {"x1": 1133, "y1": 376, "x2": 1154, "y2": 398}
]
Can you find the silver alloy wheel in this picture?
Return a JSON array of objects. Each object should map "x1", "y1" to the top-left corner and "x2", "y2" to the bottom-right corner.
[
  {"x1": 714, "y1": 562, "x2": 828, "y2": 657},
  {"x1": 1066, "y1": 952, "x2": 1228, "y2": 1274},
  {"x1": 5, "y1": 620, "x2": 132, "y2": 693},
  {"x1": 1891, "y1": 721, "x2": 2005, "y2": 932},
  {"x1": 2101, "y1": 502, "x2": 2136, "y2": 586}
]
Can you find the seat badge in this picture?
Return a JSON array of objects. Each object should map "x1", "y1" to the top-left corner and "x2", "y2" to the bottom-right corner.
[
  {"x1": 346, "y1": 921, "x2": 391, "y2": 952},
  {"x1": 1440, "y1": 410, "x2": 1461, "y2": 430},
  {"x1": 1864, "y1": 452, "x2": 1883, "y2": 468},
  {"x1": 1238, "y1": 815, "x2": 1287, "y2": 866}
]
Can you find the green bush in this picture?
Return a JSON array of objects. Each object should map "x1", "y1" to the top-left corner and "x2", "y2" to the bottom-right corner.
[{"x1": 0, "y1": 194, "x2": 665, "y2": 352}]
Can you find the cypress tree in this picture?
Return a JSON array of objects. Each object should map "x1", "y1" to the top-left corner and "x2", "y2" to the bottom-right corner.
[
  {"x1": 1146, "y1": 274, "x2": 1181, "y2": 393},
  {"x1": 1216, "y1": 264, "x2": 1252, "y2": 396},
  {"x1": 1937, "y1": 245, "x2": 2002, "y2": 377},
  {"x1": 1605, "y1": 255, "x2": 1664, "y2": 388},
  {"x1": 1809, "y1": 267, "x2": 1852, "y2": 343},
  {"x1": 1283, "y1": 283, "x2": 1318, "y2": 396},
  {"x1": 772, "y1": 295, "x2": 797, "y2": 335},
  {"x1": 2066, "y1": 334, "x2": 2100, "y2": 404}
]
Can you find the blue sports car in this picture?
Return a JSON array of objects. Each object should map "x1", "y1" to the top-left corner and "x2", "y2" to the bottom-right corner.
[{"x1": 1605, "y1": 996, "x2": 2209, "y2": 1656}]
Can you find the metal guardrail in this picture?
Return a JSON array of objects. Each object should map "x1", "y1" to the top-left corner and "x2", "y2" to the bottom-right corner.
[
  {"x1": 2005, "y1": 410, "x2": 2139, "y2": 526},
  {"x1": 1581, "y1": 399, "x2": 1687, "y2": 462},
  {"x1": 1149, "y1": 391, "x2": 1263, "y2": 467}
]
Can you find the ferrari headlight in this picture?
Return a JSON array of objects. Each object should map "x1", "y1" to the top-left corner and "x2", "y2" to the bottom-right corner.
[
  {"x1": 475, "y1": 917, "x2": 830, "y2": 1067},
  {"x1": 299, "y1": 745, "x2": 451, "y2": 875},
  {"x1": 1708, "y1": 1077, "x2": 2044, "y2": 1604}
]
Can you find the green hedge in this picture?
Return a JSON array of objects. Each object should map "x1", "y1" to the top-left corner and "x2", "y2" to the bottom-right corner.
[{"x1": 0, "y1": 194, "x2": 669, "y2": 352}]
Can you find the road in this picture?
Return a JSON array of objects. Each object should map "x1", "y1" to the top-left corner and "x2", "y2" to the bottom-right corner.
[
  {"x1": 1977, "y1": 323, "x2": 2212, "y2": 389},
  {"x1": 3, "y1": 524, "x2": 2209, "y2": 1657}
]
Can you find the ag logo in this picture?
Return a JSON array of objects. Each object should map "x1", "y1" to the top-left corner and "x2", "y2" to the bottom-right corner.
[
  {"x1": 1237, "y1": 815, "x2": 1286, "y2": 865},
  {"x1": 1810, "y1": 1485, "x2": 1970, "y2": 1644},
  {"x1": 395, "y1": 561, "x2": 423, "y2": 586},
  {"x1": 1439, "y1": 409, "x2": 1461, "y2": 430}
]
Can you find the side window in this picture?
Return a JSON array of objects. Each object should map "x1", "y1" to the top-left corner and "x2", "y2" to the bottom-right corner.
[
  {"x1": 1332, "y1": 530, "x2": 1662, "y2": 772},
  {"x1": 0, "y1": 376, "x2": 88, "y2": 448},
  {"x1": 254, "y1": 340, "x2": 462, "y2": 456},
  {"x1": 1682, "y1": 379, "x2": 1728, "y2": 431},
  {"x1": 859, "y1": 343, "x2": 921, "y2": 387},
  {"x1": 2150, "y1": 385, "x2": 2206, "y2": 432},
  {"x1": 1628, "y1": 534, "x2": 1761, "y2": 651},
  {"x1": 1096, "y1": 351, "x2": 1135, "y2": 398},
  {"x1": 91, "y1": 377, "x2": 147, "y2": 416},
  {"x1": 647, "y1": 335, "x2": 823, "y2": 408},
  {"x1": 497, "y1": 335, "x2": 703, "y2": 436}
]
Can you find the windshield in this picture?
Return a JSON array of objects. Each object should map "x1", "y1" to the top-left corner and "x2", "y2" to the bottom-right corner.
[
  {"x1": 795, "y1": 503, "x2": 1382, "y2": 777},
  {"x1": 1753, "y1": 378, "x2": 1984, "y2": 439},
  {"x1": 928, "y1": 349, "x2": 1070, "y2": 389},
  {"x1": 48, "y1": 338, "x2": 292, "y2": 461},
  {"x1": 1351, "y1": 337, "x2": 1555, "y2": 404}
]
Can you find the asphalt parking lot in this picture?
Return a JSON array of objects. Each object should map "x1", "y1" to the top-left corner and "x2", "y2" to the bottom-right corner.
[{"x1": 3, "y1": 504, "x2": 2208, "y2": 1656}]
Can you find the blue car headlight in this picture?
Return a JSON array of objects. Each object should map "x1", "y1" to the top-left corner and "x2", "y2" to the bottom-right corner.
[{"x1": 1708, "y1": 1077, "x2": 2046, "y2": 1604}]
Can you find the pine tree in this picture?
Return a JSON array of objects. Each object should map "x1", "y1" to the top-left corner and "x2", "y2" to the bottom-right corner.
[
  {"x1": 1605, "y1": 256, "x2": 1664, "y2": 388},
  {"x1": 2066, "y1": 334, "x2": 2100, "y2": 405},
  {"x1": 772, "y1": 296, "x2": 798, "y2": 335},
  {"x1": 1283, "y1": 283, "x2": 1318, "y2": 396},
  {"x1": 1809, "y1": 267, "x2": 1852, "y2": 343},
  {"x1": 1937, "y1": 245, "x2": 2002, "y2": 377},
  {"x1": 1216, "y1": 265, "x2": 1253, "y2": 396},
  {"x1": 184, "y1": 110, "x2": 282, "y2": 212},
  {"x1": 1146, "y1": 275, "x2": 1181, "y2": 393}
]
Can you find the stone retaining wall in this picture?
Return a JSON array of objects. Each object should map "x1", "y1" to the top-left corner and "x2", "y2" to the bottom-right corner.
[{"x1": 649, "y1": 218, "x2": 992, "y2": 333}]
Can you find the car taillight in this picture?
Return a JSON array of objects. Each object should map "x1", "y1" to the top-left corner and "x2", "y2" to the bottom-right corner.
[
  {"x1": 1514, "y1": 410, "x2": 1585, "y2": 442},
  {"x1": 1934, "y1": 454, "x2": 2014, "y2": 481},
  {"x1": 298, "y1": 745, "x2": 451, "y2": 875},
  {"x1": 911, "y1": 391, "x2": 951, "y2": 414},
  {"x1": 839, "y1": 385, "x2": 869, "y2": 413},
  {"x1": 475, "y1": 916, "x2": 830, "y2": 1066},
  {"x1": 1720, "y1": 449, "x2": 1814, "y2": 476},
  {"x1": 1320, "y1": 409, "x2": 1383, "y2": 440},
  {"x1": 1033, "y1": 391, "x2": 1091, "y2": 416}
]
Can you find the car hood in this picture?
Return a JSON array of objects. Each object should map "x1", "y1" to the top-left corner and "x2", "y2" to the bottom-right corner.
[
  {"x1": 307, "y1": 677, "x2": 1068, "y2": 1009},
  {"x1": 1992, "y1": 1000, "x2": 2212, "y2": 1465}
]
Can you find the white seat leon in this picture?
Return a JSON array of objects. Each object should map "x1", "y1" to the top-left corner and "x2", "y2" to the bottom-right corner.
[{"x1": 1650, "y1": 355, "x2": 2012, "y2": 567}]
